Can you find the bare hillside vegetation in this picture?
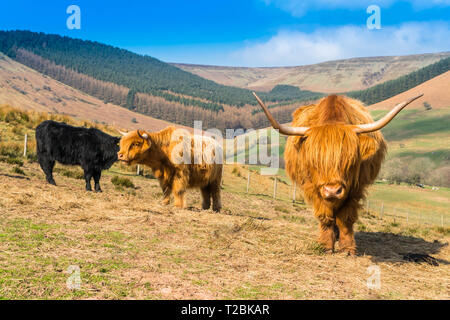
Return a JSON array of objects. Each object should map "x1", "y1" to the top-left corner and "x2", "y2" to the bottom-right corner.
[{"x1": 174, "y1": 52, "x2": 450, "y2": 92}]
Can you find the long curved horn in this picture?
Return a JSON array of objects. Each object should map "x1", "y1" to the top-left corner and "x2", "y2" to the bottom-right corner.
[
  {"x1": 252, "y1": 92, "x2": 309, "y2": 136},
  {"x1": 118, "y1": 129, "x2": 128, "y2": 136},
  {"x1": 354, "y1": 94, "x2": 424, "y2": 134}
]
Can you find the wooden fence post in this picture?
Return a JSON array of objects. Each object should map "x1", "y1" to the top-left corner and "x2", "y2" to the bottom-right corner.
[
  {"x1": 292, "y1": 182, "x2": 296, "y2": 203},
  {"x1": 380, "y1": 202, "x2": 384, "y2": 220},
  {"x1": 23, "y1": 134, "x2": 28, "y2": 157},
  {"x1": 246, "y1": 170, "x2": 250, "y2": 193},
  {"x1": 273, "y1": 177, "x2": 277, "y2": 199}
]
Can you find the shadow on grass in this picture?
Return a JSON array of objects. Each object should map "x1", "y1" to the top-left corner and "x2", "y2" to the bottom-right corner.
[
  {"x1": 0, "y1": 173, "x2": 30, "y2": 180},
  {"x1": 356, "y1": 231, "x2": 448, "y2": 265}
]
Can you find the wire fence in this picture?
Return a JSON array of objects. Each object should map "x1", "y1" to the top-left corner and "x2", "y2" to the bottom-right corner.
[
  {"x1": 237, "y1": 167, "x2": 448, "y2": 228},
  {"x1": 363, "y1": 198, "x2": 447, "y2": 228},
  {"x1": 18, "y1": 132, "x2": 446, "y2": 228}
]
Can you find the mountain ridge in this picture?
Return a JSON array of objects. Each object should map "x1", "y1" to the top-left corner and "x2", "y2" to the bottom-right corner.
[{"x1": 173, "y1": 52, "x2": 450, "y2": 93}]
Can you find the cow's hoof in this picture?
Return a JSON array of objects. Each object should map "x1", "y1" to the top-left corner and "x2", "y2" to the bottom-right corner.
[
  {"x1": 339, "y1": 248, "x2": 356, "y2": 256},
  {"x1": 95, "y1": 189, "x2": 103, "y2": 193}
]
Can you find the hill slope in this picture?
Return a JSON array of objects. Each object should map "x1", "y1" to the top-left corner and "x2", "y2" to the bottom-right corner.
[
  {"x1": 173, "y1": 52, "x2": 450, "y2": 93},
  {"x1": 369, "y1": 70, "x2": 450, "y2": 110},
  {"x1": 0, "y1": 30, "x2": 321, "y2": 109},
  {"x1": 0, "y1": 53, "x2": 182, "y2": 131}
]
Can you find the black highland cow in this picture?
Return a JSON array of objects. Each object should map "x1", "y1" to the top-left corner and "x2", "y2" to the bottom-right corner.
[{"x1": 36, "y1": 120, "x2": 120, "y2": 192}]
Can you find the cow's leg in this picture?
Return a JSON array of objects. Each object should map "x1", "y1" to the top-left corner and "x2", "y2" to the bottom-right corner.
[
  {"x1": 317, "y1": 217, "x2": 337, "y2": 253},
  {"x1": 39, "y1": 158, "x2": 56, "y2": 185},
  {"x1": 93, "y1": 170, "x2": 102, "y2": 192},
  {"x1": 210, "y1": 183, "x2": 222, "y2": 212},
  {"x1": 210, "y1": 166, "x2": 222, "y2": 212},
  {"x1": 158, "y1": 178, "x2": 172, "y2": 205},
  {"x1": 314, "y1": 204, "x2": 336, "y2": 252},
  {"x1": 173, "y1": 189, "x2": 186, "y2": 209},
  {"x1": 335, "y1": 205, "x2": 358, "y2": 255},
  {"x1": 83, "y1": 169, "x2": 93, "y2": 191},
  {"x1": 172, "y1": 177, "x2": 187, "y2": 209},
  {"x1": 200, "y1": 185, "x2": 211, "y2": 210}
]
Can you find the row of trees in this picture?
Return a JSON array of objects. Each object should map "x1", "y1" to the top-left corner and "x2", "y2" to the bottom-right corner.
[
  {"x1": 0, "y1": 30, "x2": 321, "y2": 109},
  {"x1": 15, "y1": 49, "x2": 129, "y2": 106},
  {"x1": 380, "y1": 157, "x2": 450, "y2": 187},
  {"x1": 10, "y1": 48, "x2": 306, "y2": 132}
]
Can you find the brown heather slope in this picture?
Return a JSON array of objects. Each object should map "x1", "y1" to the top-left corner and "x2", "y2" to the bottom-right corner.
[
  {"x1": 173, "y1": 52, "x2": 450, "y2": 93},
  {"x1": 0, "y1": 53, "x2": 183, "y2": 132},
  {"x1": 369, "y1": 70, "x2": 450, "y2": 110}
]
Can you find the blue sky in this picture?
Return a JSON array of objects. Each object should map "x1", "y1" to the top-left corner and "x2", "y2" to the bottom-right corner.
[{"x1": 1, "y1": 0, "x2": 449, "y2": 66}]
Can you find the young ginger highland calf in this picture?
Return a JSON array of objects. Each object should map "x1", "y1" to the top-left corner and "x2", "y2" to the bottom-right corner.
[
  {"x1": 118, "y1": 127, "x2": 222, "y2": 211},
  {"x1": 253, "y1": 92, "x2": 423, "y2": 255}
]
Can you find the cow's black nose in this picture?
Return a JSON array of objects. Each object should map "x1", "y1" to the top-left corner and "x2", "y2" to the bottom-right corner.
[{"x1": 322, "y1": 184, "x2": 345, "y2": 200}]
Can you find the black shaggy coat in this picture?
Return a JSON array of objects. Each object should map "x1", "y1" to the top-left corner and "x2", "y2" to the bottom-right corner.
[{"x1": 36, "y1": 120, "x2": 120, "y2": 192}]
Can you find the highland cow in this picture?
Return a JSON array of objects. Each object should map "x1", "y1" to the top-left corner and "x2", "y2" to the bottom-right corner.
[
  {"x1": 36, "y1": 120, "x2": 120, "y2": 192},
  {"x1": 118, "y1": 127, "x2": 223, "y2": 211},
  {"x1": 253, "y1": 92, "x2": 423, "y2": 255}
]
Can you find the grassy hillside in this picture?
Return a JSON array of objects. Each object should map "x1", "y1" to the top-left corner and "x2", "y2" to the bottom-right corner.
[{"x1": 373, "y1": 108, "x2": 450, "y2": 164}]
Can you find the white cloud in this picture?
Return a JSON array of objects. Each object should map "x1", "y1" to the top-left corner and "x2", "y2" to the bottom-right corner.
[
  {"x1": 263, "y1": 0, "x2": 450, "y2": 17},
  {"x1": 229, "y1": 22, "x2": 450, "y2": 67}
]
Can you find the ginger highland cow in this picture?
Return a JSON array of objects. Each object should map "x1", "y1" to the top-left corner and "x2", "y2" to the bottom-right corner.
[
  {"x1": 118, "y1": 127, "x2": 222, "y2": 211},
  {"x1": 253, "y1": 92, "x2": 423, "y2": 255}
]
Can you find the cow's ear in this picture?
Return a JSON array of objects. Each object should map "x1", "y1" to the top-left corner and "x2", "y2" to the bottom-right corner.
[
  {"x1": 358, "y1": 134, "x2": 379, "y2": 161},
  {"x1": 142, "y1": 137, "x2": 151, "y2": 150}
]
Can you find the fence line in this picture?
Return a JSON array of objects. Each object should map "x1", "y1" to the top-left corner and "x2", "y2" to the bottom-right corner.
[
  {"x1": 364, "y1": 198, "x2": 447, "y2": 227},
  {"x1": 228, "y1": 166, "x2": 448, "y2": 227},
  {"x1": 23, "y1": 134, "x2": 28, "y2": 157}
]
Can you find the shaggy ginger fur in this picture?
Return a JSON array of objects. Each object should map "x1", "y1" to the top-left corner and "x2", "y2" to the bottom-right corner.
[
  {"x1": 285, "y1": 95, "x2": 386, "y2": 254},
  {"x1": 118, "y1": 127, "x2": 223, "y2": 211}
]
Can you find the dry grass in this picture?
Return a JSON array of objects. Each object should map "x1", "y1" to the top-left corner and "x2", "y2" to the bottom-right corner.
[{"x1": 0, "y1": 160, "x2": 448, "y2": 300}]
